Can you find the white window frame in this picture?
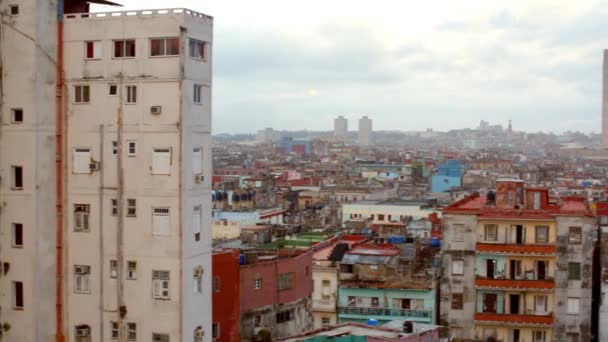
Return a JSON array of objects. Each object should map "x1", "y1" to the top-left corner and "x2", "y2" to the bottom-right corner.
[
  {"x1": 152, "y1": 207, "x2": 170, "y2": 236},
  {"x1": 192, "y1": 147, "x2": 203, "y2": 175},
  {"x1": 127, "y1": 141, "x2": 137, "y2": 157},
  {"x1": 11, "y1": 108, "x2": 23, "y2": 124},
  {"x1": 193, "y1": 266, "x2": 203, "y2": 294},
  {"x1": 125, "y1": 85, "x2": 137, "y2": 104},
  {"x1": 111, "y1": 199, "x2": 118, "y2": 216},
  {"x1": 74, "y1": 85, "x2": 90, "y2": 104},
  {"x1": 113, "y1": 39, "x2": 136, "y2": 58},
  {"x1": 112, "y1": 141, "x2": 118, "y2": 155},
  {"x1": 73, "y1": 148, "x2": 91, "y2": 174},
  {"x1": 74, "y1": 204, "x2": 90, "y2": 232},
  {"x1": 453, "y1": 224, "x2": 465, "y2": 242},
  {"x1": 193, "y1": 205, "x2": 202, "y2": 241},
  {"x1": 152, "y1": 148, "x2": 172, "y2": 175},
  {"x1": 152, "y1": 270, "x2": 170, "y2": 300},
  {"x1": 254, "y1": 277, "x2": 262, "y2": 290},
  {"x1": 193, "y1": 84, "x2": 202, "y2": 104},
  {"x1": 484, "y1": 224, "x2": 497, "y2": 242},
  {"x1": 567, "y1": 297, "x2": 580, "y2": 314},
  {"x1": 188, "y1": 38, "x2": 207, "y2": 60},
  {"x1": 110, "y1": 260, "x2": 118, "y2": 279},
  {"x1": 149, "y1": 37, "x2": 180, "y2": 57},
  {"x1": 127, "y1": 261, "x2": 137, "y2": 280},
  {"x1": 127, "y1": 322, "x2": 137, "y2": 341},
  {"x1": 452, "y1": 259, "x2": 464, "y2": 275},
  {"x1": 110, "y1": 321, "x2": 119, "y2": 339},
  {"x1": 126, "y1": 198, "x2": 136, "y2": 217},
  {"x1": 108, "y1": 84, "x2": 118, "y2": 96},
  {"x1": 533, "y1": 331, "x2": 546, "y2": 342},
  {"x1": 74, "y1": 265, "x2": 91, "y2": 294},
  {"x1": 84, "y1": 41, "x2": 102, "y2": 60}
]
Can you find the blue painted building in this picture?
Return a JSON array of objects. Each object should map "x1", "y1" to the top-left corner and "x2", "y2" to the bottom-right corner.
[
  {"x1": 278, "y1": 136, "x2": 313, "y2": 156},
  {"x1": 430, "y1": 159, "x2": 464, "y2": 193}
]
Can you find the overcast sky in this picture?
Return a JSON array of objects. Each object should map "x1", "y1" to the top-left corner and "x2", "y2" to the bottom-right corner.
[{"x1": 94, "y1": 0, "x2": 608, "y2": 134}]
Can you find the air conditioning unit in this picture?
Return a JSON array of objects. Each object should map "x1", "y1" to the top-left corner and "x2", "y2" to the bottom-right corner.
[
  {"x1": 194, "y1": 329, "x2": 204, "y2": 338},
  {"x1": 150, "y1": 106, "x2": 162, "y2": 115},
  {"x1": 195, "y1": 175, "x2": 203, "y2": 183},
  {"x1": 89, "y1": 162, "x2": 101, "y2": 171},
  {"x1": 193, "y1": 267, "x2": 203, "y2": 278},
  {"x1": 75, "y1": 326, "x2": 90, "y2": 337}
]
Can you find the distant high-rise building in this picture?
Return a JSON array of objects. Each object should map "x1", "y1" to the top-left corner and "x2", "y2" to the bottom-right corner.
[
  {"x1": 358, "y1": 116, "x2": 372, "y2": 146},
  {"x1": 256, "y1": 127, "x2": 280, "y2": 143},
  {"x1": 334, "y1": 116, "x2": 348, "y2": 140},
  {"x1": 603, "y1": 50, "x2": 608, "y2": 148}
]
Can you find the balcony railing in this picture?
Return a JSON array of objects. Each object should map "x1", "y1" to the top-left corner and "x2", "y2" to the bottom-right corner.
[
  {"x1": 475, "y1": 278, "x2": 554, "y2": 290},
  {"x1": 339, "y1": 306, "x2": 431, "y2": 321},
  {"x1": 476, "y1": 243, "x2": 556, "y2": 255},
  {"x1": 474, "y1": 313, "x2": 553, "y2": 326}
]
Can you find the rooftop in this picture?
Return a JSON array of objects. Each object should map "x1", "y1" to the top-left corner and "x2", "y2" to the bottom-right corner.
[{"x1": 66, "y1": 8, "x2": 213, "y2": 21}]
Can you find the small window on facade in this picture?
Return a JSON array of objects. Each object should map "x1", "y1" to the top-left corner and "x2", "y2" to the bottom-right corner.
[
  {"x1": 150, "y1": 37, "x2": 179, "y2": 56},
  {"x1": 193, "y1": 266, "x2": 203, "y2": 294},
  {"x1": 127, "y1": 199, "x2": 136, "y2": 217},
  {"x1": 484, "y1": 224, "x2": 497, "y2": 241},
  {"x1": 194, "y1": 326, "x2": 204, "y2": 342},
  {"x1": 152, "y1": 270, "x2": 170, "y2": 299},
  {"x1": 110, "y1": 321, "x2": 119, "y2": 339},
  {"x1": 85, "y1": 41, "x2": 101, "y2": 59},
  {"x1": 127, "y1": 141, "x2": 137, "y2": 157},
  {"x1": 276, "y1": 309, "x2": 295, "y2": 323},
  {"x1": 535, "y1": 226, "x2": 549, "y2": 243},
  {"x1": 74, "y1": 204, "x2": 90, "y2": 232},
  {"x1": 278, "y1": 272, "x2": 293, "y2": 291},
  {"x1": 109, "y1": 84, "x2": 118, "y2": 96},
  {"x1": 371, "y1": 297, "x2": 379, "y2": 307},
  {"x1": 193, "y1": 84, "x2": 202, "y2": 104},
  {"x1": 9, "y1": 5, "x2": 19, "y2": 15},
  {"x1": 127, "y1": 322, "x2": 137, "y2": 341},
  {"x1": 111, "y1": 199, "x2": 118, "y2": 216},
  {"x1": 152, "y1": 333, "x2": 169, "y2": 342},
  {"x1": 13, "y1": 281, "x2": 23, "y2": 309},
  {"x1": 567, "y1": 297, "x2": 580, "y2": 314},
  {"x1": 75, "y1": 325, "x2": 91, "y2": 342},
  {"x1": 73, "y1": 148, "x2": 91, "y2": 174},
  {"x1": 377, "y1": 214, "x2": 385, "y2": 221},
  {"x1": 112, "y1": 141, "x2": 118, "y2": 155},
  {"x1": 453, "y1": 224, "x2": 465, "y2": 241},
  {"x1": 188, "y1": 39, "x2": 207, "y2": 60},
  {"x1": 74, "y1": 85, "x2": 90, "y2": 103},
  {"x1": 114, "y1": 39, "x2": 136, "y2": 58},
  {"x1": 321, "y1": 317, "x2": 330, "y2": 327},
  {"x1": 152, "y1": 148, "x2": 171, "y2": 175},
  {"x1": 125, "y1": 85, "x2": 137, "y2": 104},
  {"x1": 74, "y1": 265, "x2": 91, "y2": 293},
  {"x1": 12, "y1": 223, "x2": 23, "y2": 247},
  {"x1": 568, "y1": 227, "x2": 582, "y2": 244},
  {"x1": 254, "y1": 315, "x2": 263, "y2": 328},
  {"x1": 192, "y1": 147, "x2": 203, "y2": 175},
  {"x1": 12, "y1": 166, "x2": 23, "y2": 189},
  {"x1": 452, "y1": 259, "x2": 464, "y2": 275},
  {"x1": 110, "y1": 260, "x2": 118, "y2": 278},
  {"x1": 451, "y1": 293, "x2": 463, "y2": 310},
  {"x1": 127, "y1": 261, "x2": 137, "y2": 280},
  {"x1": 254, "y1": 277, "x2": 262, "y2": 289},
  {"x1": 211, "y1": 323, "x2": 220, "y2": 339},
  {"x1": 152, "y1": 208, "x2": 170, "y2": 236},
  {"x1": 193, "y1": 205, "x2": 202, "y2": 242},
  {"x1": 533, "y1": 331, "x2": 546, "y2": 342},
  {"x1": 11, "y1": 108, "x2": 23, "y2": 123},
  {"x1": 213, "y1": 276, "x2": 220, "y2": 292},
  {"x1": 568, "y1": 262, "x2": 581, "y2": 280}
]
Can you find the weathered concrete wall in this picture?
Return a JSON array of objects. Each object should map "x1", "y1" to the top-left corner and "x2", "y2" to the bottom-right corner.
[{"x1": 240, "y1": 296, "x2": 313, "y2": 341}]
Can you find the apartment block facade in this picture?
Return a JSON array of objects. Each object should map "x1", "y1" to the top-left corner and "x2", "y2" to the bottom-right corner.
[
  {"x1": 441, "y1": 180, "x2": 596, "y2": 342},
  {"x1": 1, "y1": 2, "x2": 213, "y2": 341}
]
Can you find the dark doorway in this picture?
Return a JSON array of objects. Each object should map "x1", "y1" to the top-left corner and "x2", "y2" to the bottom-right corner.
[
  {"x1": 486, "y1": 259, "x2": 496, "y2": 279},
  {"x1": 510, "y1": 294, "x2": 520, "y2": 314},
  {"x1": 515, "y1": 225, "x2": 524, "y2": 244},
  {"x1": 537, "y1": 261, "x2": 546, "y2": 280},
  {"x1": 483, "y1": 293, "x2": 497, "y2": 313},
  {"x1": 510, "y1": 260, "x2": 521, "y2": 279}
]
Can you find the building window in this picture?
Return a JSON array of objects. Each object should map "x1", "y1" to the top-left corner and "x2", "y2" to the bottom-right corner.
[
  {"x1": 152, "y1": 270, "x2": 170, "y2": 299},
  {"x1": 111, "y1": 321, "x2": 119, "y2": 339},
  {"x1": 111, "y1": 199, "x2": 118, "y2": 216},
  {"x1": 85, "y1": 41, "x2": 102, "y2": 59},
  {"x1": 125, "y1": 85, "x2": 137, "y2": 104},
  {"x1": 192, "y1": 147, "x2": 203, "y2": 175},
  {"x1": 453, "y1": 224, "x2": 465, "y2": 241},
  {"x1": 112, "y1": 141, "x2": 118, "y2": 155},
  {"x1": 127, "y1": 322, "x2": 137, "y2": 341},
  {"x1": 74, "y1": 85, "x2": 90, "y2": 103},
  {"x1": 348, "y1": 296, "x2": 357, "y2": 306},
  {"x1": 276, "y1": 309, "x2": 295, "y2": 323},
  {"x1": 193, "y1": 205, "x2": 202, "y2": 242},
  {"x1": 74, "y1": 265, "x2": 91, "y2": 294},
  {"x1": 73, "y1": 148, "x2": 91, "y2": 174},
  {"x1": 152, "y1": 333, "x2": 169, "y2": 342},
  {"x1": 110, "y1": 260, "x2": 118, "y2": 278},
  {"x1": 533, "y1": 331, "x2": 546, "y2": 342},
  {"x1": 322, "y1": 279, "x2": 331, "y2": 287},
  {"x1": 568, "y1": 227, "x2": 582, "y2": 244},
  {"x1": 75, "y1": 325, "x2": 91, "y2": 342},
  {"x1": 11, "y1": 165, "x2": 23, "y2": 189},
  {"x1": 152, "y1": 148, "x2": 171, "y2": 175},
  {"x1": 74, "y1": 204, "x2": 90, "y2": 232},
  {"x1": 193, "y1": 266, "x2": 203, "y2": 294},
  {"x1": 150, "y1": 37, "x2": 179, "y2": 56},
  {"x1": 9, "y1": 5, "x2": 19, "y2": 15},
  {"x1": 254, "y1": 315, "x2": 263, "y2": 328},
  {"x1": 127, "y1": 199, "x2": 136, "y2": 217},
  {"x1": 254, "y1": 277, "x2": 262, "y2": 289},
  {"x1": 567, "y1": 297, "x2": 580, "y2": 314},
  {"x1": 12, "y1": 223, "x2": 23, "y2": 248},
  {"x1": 188, "y1": 38, "x2": 207, "y2": 60},
  {"x1": 127, "y1": 141, "x2": 137, "y2": 157},
  {"x1": 127, "y1": 261, "x2": 137, "y2": 280},
  {"x1": 213, "y1": 276, "x2": 220, "y2": 292},
  {"x1": 321, "y1": 317, "x2": 330, "y2": 328},
  {"x1": 13, "y1": 281, "x2": 23, "y2": 309},
  {"x1": 451, "y1": 293, "x2": 463, "y2": 310},
  {"x1": 535, "y1": 225, "x2": 549, "y2": 243},
  {"x1": 377, "y1": 214, "x2": 385, "y2": 221},
  {"x1": 152, "y1": 208, "x2": 170, "y2": 236},
  {"x1": 194, "y1": 326, "x2": 204, "y2": 342},
  {"x1": 452, "y1": 259, "x2": 464, "y2": 275},
  {"x1": 568, "y1": 262, "x2": 581, "y2": 280},
  {"x1": 109, "y1": 84, "x2": 118, "y2": 96},
  {"x1": 484, "y1": 224, "x2": 498, "y2": 241},
  {"x1": 371, "y1": 297, "x2": 380, "y2": 307},
  {"x1": 278, "y1": 272, "x2": 294, "y2": 291},
  {"x1": 193, "y1": 84, "x2": 202, "y2": 104},
  {"x1": 114, "y1": 39, "x2": 136, "y2": 58},
  {"x1": 11, "y1": 108, "x2": 23, "y2": 123},
  {"x1": 212, "y1": 323, "x2": 220, "y2": 339}
]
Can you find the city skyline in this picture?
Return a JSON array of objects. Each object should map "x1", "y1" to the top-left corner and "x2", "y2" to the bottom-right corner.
[{"x1": 94, "y1": 0, "x2": 608, "y2": 134}]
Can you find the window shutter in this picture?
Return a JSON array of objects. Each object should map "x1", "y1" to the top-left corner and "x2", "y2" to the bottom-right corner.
[
  {"x1": 73, "y1": 149, "x2": 91, "y2": 174},
  {"x1": 152, "y1": 149, "x2": 171, "y2": 175},
  {"x1": 152, "y1": 208, "x2": 170, "y2": 235},
  {"x1": 192, "y1": 148, "x2": 202, "y2": 174}
]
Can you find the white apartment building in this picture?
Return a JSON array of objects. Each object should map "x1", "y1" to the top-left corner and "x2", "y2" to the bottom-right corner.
[
  {"x1": 1, "y1": 2, "x2": 213, "y2": 342},
  {"x1": 334, "y1": 116, "x2": 347, "y2": 141},
  {"x1": 357, "y1": 115, "x2": 372, "y2": 146}
]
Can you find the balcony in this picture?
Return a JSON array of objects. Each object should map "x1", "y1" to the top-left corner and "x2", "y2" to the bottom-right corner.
[
  {"x1": 475, "y1": 313, "x2": 553, "y2": 326},
  {"x1": 476, "y1": 243, "x2": 556, "y2": 255},
  {"x1": 475, "y1": 278, "x2": 554, "y2": 291},
  {"x1": 338, "y1": 306, "x2": 432, "y2": 323}
]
